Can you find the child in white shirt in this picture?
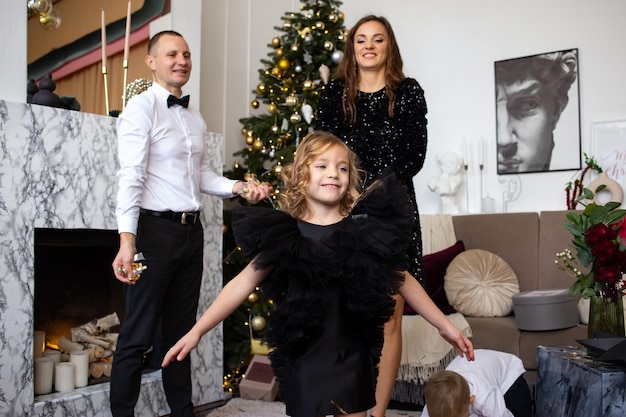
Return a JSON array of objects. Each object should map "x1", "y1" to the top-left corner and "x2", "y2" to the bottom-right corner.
[{"x1": 423, "y1": 349, "x2": 532, "y2": 417}]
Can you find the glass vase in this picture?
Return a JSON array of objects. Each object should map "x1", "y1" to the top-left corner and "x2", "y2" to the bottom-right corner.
[{"x1": 588, "y1": 294, "x2": 625, "y2": 338}]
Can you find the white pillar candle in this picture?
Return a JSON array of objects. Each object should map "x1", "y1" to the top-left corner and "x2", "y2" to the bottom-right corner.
[
  {"x1": 33, "y1": 330, "x2": 45, "y2": 358},
  {"x1": 42, "y1": 350, "x2": 61, "y2": 382},
  {"x1": 70, "y1": 351, "x2": 90, "y2": 388},
  {"x1": 34, "y1": 357, "x2": 54, "y2": 395},
  {"x1": 54, "y1": 362, "x2": 75, "y2": 392}
]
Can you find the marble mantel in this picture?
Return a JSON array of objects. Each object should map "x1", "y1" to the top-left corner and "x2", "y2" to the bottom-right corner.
[{"x1": 0, "y1": 100, "x2": 225, "y2": 416}]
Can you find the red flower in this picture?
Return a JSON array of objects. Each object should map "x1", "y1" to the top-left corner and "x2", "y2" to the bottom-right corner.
[
  {"x1": 591, "y1": 239, "x2": 619, "y2": 265},
  {"x1": 594, "y1": 265, "x2": 622, "y2": 284},
  {"x1": 585, "y1": 223, "x2": 617, "y2": 245}
]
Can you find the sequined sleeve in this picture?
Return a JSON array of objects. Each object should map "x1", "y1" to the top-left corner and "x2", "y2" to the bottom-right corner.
[{"x1": 393, "y1": 78, "x2": 428, "y2": 178}]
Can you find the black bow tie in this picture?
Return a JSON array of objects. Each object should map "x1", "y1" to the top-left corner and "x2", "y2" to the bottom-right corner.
[{"x1": 167, "y1": 94, "x2": 190, "y2": 108}]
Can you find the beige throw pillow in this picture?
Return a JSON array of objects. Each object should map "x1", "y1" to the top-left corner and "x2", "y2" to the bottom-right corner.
[{"x1": 444, "y1": 249, "x2": 519, "y2": 317}]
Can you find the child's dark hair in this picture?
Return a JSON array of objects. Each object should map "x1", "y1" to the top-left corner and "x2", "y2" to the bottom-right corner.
[{"x1": 279, "y1": 131, "x2": 361, "y2": 219}]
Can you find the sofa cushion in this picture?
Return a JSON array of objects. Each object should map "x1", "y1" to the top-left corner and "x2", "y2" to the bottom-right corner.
[
  {"x1": 404, "y1": 241, "x2": 464, "y2": 315},
  {"x1": 444, "y1": 249, "x2": 519, "y2": 317}
]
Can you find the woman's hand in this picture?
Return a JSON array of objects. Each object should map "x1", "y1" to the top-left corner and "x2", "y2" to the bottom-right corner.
[{"x1": 439, "y1": 322, "x2": 475, "y2": 361}]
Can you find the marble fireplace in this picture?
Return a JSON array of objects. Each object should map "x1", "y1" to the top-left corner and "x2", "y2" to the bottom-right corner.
[{"x1": 0, "y1": 100, "x2": 225, "y2": 416}]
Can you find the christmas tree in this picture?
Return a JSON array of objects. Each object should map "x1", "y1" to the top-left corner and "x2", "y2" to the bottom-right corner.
[{"x1": 222, "y1": 0, "x2": 347, "y2": 394}]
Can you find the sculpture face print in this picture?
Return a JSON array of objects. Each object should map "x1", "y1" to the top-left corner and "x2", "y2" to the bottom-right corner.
[
  {"x1": 496, "y1": 78, "x2": 562, "y2": 173},
  {"x1": 495, "y1": 49, "x2": 578, "y2": 174}
]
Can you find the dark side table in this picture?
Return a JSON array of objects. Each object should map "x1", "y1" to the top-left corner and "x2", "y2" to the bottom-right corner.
[{"x1": 536, "y1": 345, "x2": 626, "y2": 417}]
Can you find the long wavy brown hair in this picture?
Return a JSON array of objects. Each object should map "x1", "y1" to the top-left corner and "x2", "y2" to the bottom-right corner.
[
  {"x1": 333, "y1": 15, "x2": 406, "y2": 124},
  {"x1": 279, "y1": 131, "x2": 362, "y2": 220}
]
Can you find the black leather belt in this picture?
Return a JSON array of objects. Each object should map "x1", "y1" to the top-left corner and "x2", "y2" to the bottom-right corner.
[{"x1": 139, "y1": 208, "x2": 200, "y2": 225}]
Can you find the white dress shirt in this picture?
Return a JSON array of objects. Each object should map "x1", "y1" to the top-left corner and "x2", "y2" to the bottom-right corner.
[
  {"x1": 422, "y1": 349, "x2": 526, "y2": 417},
  {"x1": 116, "y1": 82, "x2": 237, "y2": 234}
]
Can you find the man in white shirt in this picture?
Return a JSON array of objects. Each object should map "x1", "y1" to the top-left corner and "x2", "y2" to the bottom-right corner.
[
  {"x1": 110, "y1": 30, "x2": 269, "y2": 417},
  {"x1": 423, "y1": 349, "x2": 532, "y2": 417}
]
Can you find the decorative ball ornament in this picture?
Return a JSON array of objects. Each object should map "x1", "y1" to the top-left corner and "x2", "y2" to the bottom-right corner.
[
  {"x1": 271, "y1": 125, "x2": 280, "y2": 134},
  {"x1": 331, "y1": 50, "x2": 344, "y2": 64},
  {"x1": 324, "y1": 41, "x2": 334, "y2": 51},
  {"x1": 267, "y1": 103, "x2": 278, "y2": 114},
  {"x1": 337, "y1": 33, "x2": 345, "y2": 42},
  {"x1": 315, "y1": 21, "x2": 325, "y2": 30},
  {"x1": 271, "y1": 37, "x2": 281, "y2": 48},
  {"x1": 294, "y1": 65, "x2": 303, "y2": 74},
  {"x1": 247, "y1": 292, "x2": 259, "y2": 304},
  {"x1": 273, "y1": 163, "x2": 283, "y2": 175},
  {"x1": 253, "y1": 139, "x2": 264, "y2": 151},
  {"x1": 278, "y1": 58, "x2": 290, "y2": 71},
  {"x1": 233, "y1": 160, "x2": 240, "y2": 169},
  {"x1": 271, "y1": 66, "x2": 280, "y2": 76},
  {"x1": 291, "y1": 44, "x2": 299, "y2": 52},
  {"x1": 275, "y1": 48, "x2": 284, "y2": 58},
  {"x1": 283, "y1": 21, "x2": 292, "y2": 31},
  {"x1": 286, "y1": 94, "x2": 299, "y2": 107},
  {"x1": 302, "y1": 79, "x2": 315, "y2": 91},
  {"x1": 245, "y1": 135, "x2": 255, "y2": 146},
  {"x1": 250, "y1": 315, "x2": 266, "y2": 332},
  {"x1": 290, "y1": 113, "x2": 302, "y2": 124},
  {"x1": 328, "y1": 13, "x2": 338, "y2": 23},
  {"x1": 269, "y1": 148, "x2": 276, "y2": 158},
  {"x1": 338, "y1": 11, "x2": 345, "y2": 20},
  {"x1": 304, "y1": 35, "x2": 313, "y2": 44},
  {"x1": 256, "y1": 83, "x2": 267, "y2": 95}
]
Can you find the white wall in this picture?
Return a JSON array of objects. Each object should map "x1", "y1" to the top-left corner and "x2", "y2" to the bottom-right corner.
[
  {"x1": 1, "y1": 1, "x2": 27, "y2": 103},
  {"x1": 205, "y1": 0, "x2": 626, "y2": 214}
]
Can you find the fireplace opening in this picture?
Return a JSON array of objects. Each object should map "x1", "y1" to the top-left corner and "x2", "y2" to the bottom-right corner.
[{"x1": 34, "y1": 228, "x2": 125, "y2": 349}]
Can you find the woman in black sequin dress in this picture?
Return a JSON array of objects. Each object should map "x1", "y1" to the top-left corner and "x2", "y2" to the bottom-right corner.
[{"x1": 315, "y1": 15, "x2": 428, "y2": 417}]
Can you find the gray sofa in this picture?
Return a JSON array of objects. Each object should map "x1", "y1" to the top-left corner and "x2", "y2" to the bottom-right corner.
[
  {"x1": 452, "y1": 210, "x2": 587, "y2": 380},
  {"x1": 392, "y1": 210, "x2": 588, "y2": 407}
]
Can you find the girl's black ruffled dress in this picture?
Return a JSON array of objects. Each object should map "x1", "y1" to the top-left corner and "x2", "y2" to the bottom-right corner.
[{"x1": 232, "y1": 172, "x2": 412, "y2": 417}]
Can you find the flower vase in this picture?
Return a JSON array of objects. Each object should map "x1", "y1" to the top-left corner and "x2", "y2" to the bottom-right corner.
[{"x1": 588, "y1": 294, "x2": 625, "y2": 338}]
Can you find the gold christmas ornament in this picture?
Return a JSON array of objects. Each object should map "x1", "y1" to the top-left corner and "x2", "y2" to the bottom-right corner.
[
  {"x1": 278, "y1": 58, "x2": 290, "y2": 71},
  {"x1": 302, "y1": 79, "x2": 315, "y2": 91},
  {"x1": 247, "y1": 292, "x2": 259, "y2": 304},
  {"x1": 271, "y1": 66, "x2": 280, "y2": 76},
  {"x1": 245, "y1": 135, "x2": 255, "y2": 146},
  {"x1": 256, "y1": 83, "x2": 267, "y2": 95},
  {"x1": 253, "y1": 139, "x2": 264, "y2": 151},
  {"x1": 271, "y1": 125, "x2": 280, "y2": 134},
  {"x1": 267, "y1": 103, "x2": 278, "y2": 114},
  {"x1": 271, "y1": 36, "x2": 281, "y2": 48},
  {"x1": 273, "y1": 163, "x2": 283, "y2": 175},
  {"x1": 338, "y1": 11, "x2": 345, "y2": 20},
  {"x1": 315, "y1": 21, "x2": 325, "y2": 30},
  {"x1": 324, "y1": 41, "x2": 334, "y2": 51},
  {"x1": 282, "y1": 21, "x2": 292, "y2": 31},
  {"x1": 233, "y1": 160, "x2": 240, "y2": 169},
  {"x1": 291, "y1": 44, "x2": 299, "y2": 52},
  {"x1": 286, "y1": 94, "x2": 299, "y2": 107},
  {"x1": 329, "y1": 13, "x2": 338, "y2": 23},
  {"x1": 290, "y1": 113, "x2": 302, "y2": 124},
  {"x1": 250, "y1": 315, "x2": 266, "y2": 332},
  {"x1": 275, "y1": 48, "x2": 284, "y2": 58},
  {"x1": 251, "y1": 99, "x2": 260, "y2": 109}
]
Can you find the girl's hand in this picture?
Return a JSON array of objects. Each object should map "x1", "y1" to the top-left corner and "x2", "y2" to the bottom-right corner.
[{"x1": 162, "y1": 331, "x2": 201, "y2": 367}]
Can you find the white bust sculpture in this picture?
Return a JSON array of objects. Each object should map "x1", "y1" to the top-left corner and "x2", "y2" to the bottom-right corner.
[{"x1": 428, "y1": 151, "x2": 463, "y2": 214}]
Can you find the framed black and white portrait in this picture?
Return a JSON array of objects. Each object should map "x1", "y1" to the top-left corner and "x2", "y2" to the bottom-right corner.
[{"x1": 494, "y1": 48, "x2": 581, "y2": 174}]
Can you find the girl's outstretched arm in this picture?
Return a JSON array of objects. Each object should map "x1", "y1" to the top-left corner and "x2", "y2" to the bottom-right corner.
[
  {"x1": 162, "y1": 262, "x2": 271, "y2": 366},
  {"x1": 398, "y1": 271, "x2": 475, "y2": 361}
]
